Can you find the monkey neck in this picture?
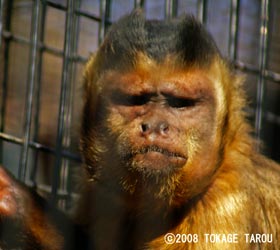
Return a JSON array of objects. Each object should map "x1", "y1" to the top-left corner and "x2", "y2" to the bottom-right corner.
[
  {"x1": 92, "y1": 179, "x2": 188, "y2": 217},
  {"x1": 80, "y1": 152, "x2": 250, "y2": 249},
  {"x1": 82, "y1": 180, "x2": 192, "y2": 248}
]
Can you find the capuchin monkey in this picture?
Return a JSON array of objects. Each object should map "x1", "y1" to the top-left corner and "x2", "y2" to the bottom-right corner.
[{"x1": 0, "y1": 10, "x2": 279, "y2": 250}]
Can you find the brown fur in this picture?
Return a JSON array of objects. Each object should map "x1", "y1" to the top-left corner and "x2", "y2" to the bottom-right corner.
[
  {"x1": 0, "y1": 13, "x2": 279, "y2": 250},
  {"x1": 78, "y1": 51, "x2": 280, "y2": 250}
]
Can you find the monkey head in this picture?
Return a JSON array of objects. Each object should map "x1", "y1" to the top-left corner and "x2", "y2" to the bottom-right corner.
[{"x1": 81, "y1": 11, "x2": 243, "y2": 207}]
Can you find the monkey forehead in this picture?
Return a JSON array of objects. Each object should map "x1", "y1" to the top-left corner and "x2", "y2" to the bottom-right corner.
[{"x1": 99, "y1": 59, "x2": 220, "y2": 97}]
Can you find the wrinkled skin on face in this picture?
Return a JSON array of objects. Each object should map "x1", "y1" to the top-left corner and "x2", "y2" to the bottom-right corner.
[{"x1": 81, "y1": 55, "x2": 226, "y2": 206}]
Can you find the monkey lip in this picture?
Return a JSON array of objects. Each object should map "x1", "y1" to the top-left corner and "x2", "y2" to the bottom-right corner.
[{"x1": 132, "y1": 146, "x2": 187, "y2": 170}]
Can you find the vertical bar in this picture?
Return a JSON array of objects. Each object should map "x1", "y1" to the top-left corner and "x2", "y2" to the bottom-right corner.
[
  {"x1": 0, "y1": 0, "x2": 9, "y2": 162},
  {"x1": 51, "y1": 0, "x2": 76, "y2": 201},
  {"x1": 228, "y1": 0, "x2": 240, "y2": 60},
  {"x1": 165, "y1": 0, "x2": 178, "y2": 19},
  {"x1": 60, "y1": 0, "x2": 81, "y2": 209},
  {"x1": 30, "y1": 3, "x2": 47, "y2": 184},
  {"x1": 197, "y1": 0, "x2": 207, "y2": 24},
  {"x1": 0, "y1": 0, "x2": 4, "y2": 48},
  {"x1": 134, "y1": 0, "x2": 145, "y2": 8},
  {"x1": 255, "y1": 0, "x2": 269, "y2": 140},
  {"x1": 18, "y1": 0, "x2": 41, "y2": 181},
  {"x1": 0, "y1": 0, "x2": 11, "y2": 135},
  {"x1": 99, "y1": 0, "x2": 111, "y2": 45}
]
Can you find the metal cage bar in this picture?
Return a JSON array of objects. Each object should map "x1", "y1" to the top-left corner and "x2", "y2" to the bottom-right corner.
[
  {"x1": 18, "y1": 1, "x2": 41, "y2": 181},
  {"x1": 99, "y1": 0, "x2": 111, "y2": 45},
  {"x1": 0, "y1": 0, "x2": 10, "y2": 163},
  {"x1": 58, "y1": 0, "x2": 82, "y2": 208},
  {"x1": 197, "y1": 0, "x2": 207, "y2": 24},
  {"x1": 51, "y1": 0, "x2": 77, "y2": 200},
  {"x1": 255, "y1": 0, "x2": 270, "y2": 140},
  {"x1": 30, "y1": 3, "x2": 47, "y2": 184},
  {"x1": 165, "y1": 0, "x2": 178, "y2": 19},
  {"x1": 134, "y1": 0, "x2": 145, "y2": 8},
  {"x1": 0, "y1": 0, "x2": 4, "y2": 48},
  {"x1": 0, "y1": 0, "x2": 279, "y2": 203},
  {"x1": 228, "y1": 0, "x2": 240, "y2": 61}
]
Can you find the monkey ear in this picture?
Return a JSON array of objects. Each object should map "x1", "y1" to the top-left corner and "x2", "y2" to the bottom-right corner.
[
  {"x1": 83, "y1": 53, "x2": 98, "y2": 95},
  {"x1": 82, "y1": 53, "x2": 100, "y2": 132},
  {"x1": 176, "y1": 15, "x2": 220, "y2": 66},
  {"x1": 130, "y1": 7, "x2": 145, "y2": 18}
]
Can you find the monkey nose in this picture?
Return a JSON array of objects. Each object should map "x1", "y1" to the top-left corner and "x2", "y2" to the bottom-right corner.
[{"x1": 140, "y1": 121, "x2": 169, "y2": 136}]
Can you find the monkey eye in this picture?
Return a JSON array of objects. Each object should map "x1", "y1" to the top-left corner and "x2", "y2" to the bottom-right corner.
[
  {"x1": 165, "y1": 96, "x2": 198, "y2": 109},
  {"x1": 111, "y1": 92, "x2": 152, "y2": 106}
]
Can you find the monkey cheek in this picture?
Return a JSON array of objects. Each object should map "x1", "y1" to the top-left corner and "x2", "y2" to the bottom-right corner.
[{"x1": 132, "y1": 152, "x2": 187, "y2": 171}]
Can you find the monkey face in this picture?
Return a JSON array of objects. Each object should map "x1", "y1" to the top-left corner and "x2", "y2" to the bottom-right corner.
[
  {"x1": 79, "y1": 12, "x2": 229, "y2": 202},
  {"x1": 86, "y1": 56, "x2": 225, "y2": 200}
]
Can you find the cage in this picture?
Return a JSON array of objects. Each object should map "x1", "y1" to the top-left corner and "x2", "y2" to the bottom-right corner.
[{"x1": 0, "y1": 0, "x2": 279, "y2": 213}]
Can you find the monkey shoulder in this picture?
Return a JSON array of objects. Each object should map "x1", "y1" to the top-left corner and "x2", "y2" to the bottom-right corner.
[
  {"x1": 242, "y1": 156, "x2": 280, "y2": 232},
  {"x1": 249, "y1": 155, "x2": 280, "y2": 190}
]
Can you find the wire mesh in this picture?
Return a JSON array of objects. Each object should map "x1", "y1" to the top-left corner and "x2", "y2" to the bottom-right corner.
[{"x1": 0, "y1": 0, "x2": 279, "y2": 209}]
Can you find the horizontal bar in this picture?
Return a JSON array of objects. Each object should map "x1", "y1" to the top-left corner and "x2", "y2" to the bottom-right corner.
[
  {"x1": 2, "y1": 30, "x2": 63, "y2": 55},
  {"x1": 45, "y1": 0, "x2": 66, "y2": 10},
  {"x1": 3, "y1": 31, "x2": 280, "y2": 85},
  {"x1": 1, "y1": 30, "x2": 87, "y2": 62},
  {"x1": 75, "y1": 9, "x2": 111, "y2": 25},
  {"x1": 45, "y1": 0, "x2": 112, "y2": 25},
  {"x1": 234, "y1": 60, "x2": 280, "y2": 84},
  {"x1": 0, "y1": 132, "x2": 81, "y2": 162},
  {"x1": 24, "y1": 179, "x2": 80, "y2": 200}
]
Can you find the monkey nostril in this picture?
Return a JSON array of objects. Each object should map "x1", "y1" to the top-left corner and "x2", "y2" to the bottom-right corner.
[
  {"x1": 141, "y1": 122, "x2": 169, "y2": 135},
  {"x1": 141, "y1": 123, "x2": 150, "y2": 133},
  {"x1": 159, "y1": 122, "x2": 169, "y2": 134}
]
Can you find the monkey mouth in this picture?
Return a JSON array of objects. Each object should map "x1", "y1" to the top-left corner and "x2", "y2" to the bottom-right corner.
[
  {"x1": 130, "y1": 145, "x2": 187, "y2": 171},
  {"x1": 138, "y1": 146, "x2": 184, "y2": 158}
]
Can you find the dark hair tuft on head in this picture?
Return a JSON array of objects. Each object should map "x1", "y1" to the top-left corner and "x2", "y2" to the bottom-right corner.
[{"x1": 98, "y1": 10, "x2": 221, "y2": 70}]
